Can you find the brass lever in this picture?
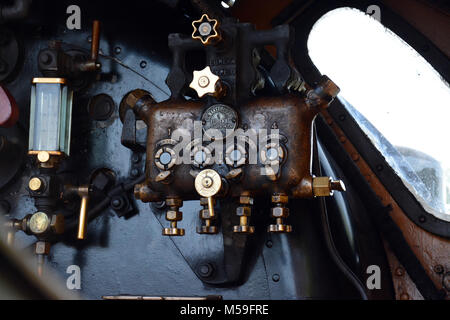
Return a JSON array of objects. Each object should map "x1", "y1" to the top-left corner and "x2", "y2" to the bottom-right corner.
[
  {"x1": 76, "y1": 186, "x2": 90, "y2": 240},
  {"x1": 194, "y1": 169, "x2": 222, "y2": 216},
  {"x1": 78, "y1": 20, "x2": 101, "y2": 72}
]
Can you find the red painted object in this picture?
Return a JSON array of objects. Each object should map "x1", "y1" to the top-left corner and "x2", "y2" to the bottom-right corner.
[{"x1": 0, "y1": 86, "x2": 19, "y2": 127}]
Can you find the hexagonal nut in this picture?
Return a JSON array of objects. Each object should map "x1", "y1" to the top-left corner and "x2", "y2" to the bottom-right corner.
[
  {"x1": 35, "y1": 241, "x2": 51, "y2": 255},
  {"x1": 236, "y1": 206, "x2": 252, "y2": 217},
  {"x1": 166, "y1": 210, "x2": 182, "y2": 221},
  {"x1": 271, "y1": 194, "x2": 288, "y2": 204},
  {"x1": 162, "y1": 228, "x2": 185, "y2": 236},
  {"x1": 199, "y1": 209, "x2": 215, "y2": 220},
  {"x1": 200, "y1": 197, "x2": 215, "y2": 206},
  {"x1": 166, "y1": 198, "x2": 183, "y2": 207},
  {"x1": 238, "y1": 196, "x2": 253, "y2": 205},
  {"x1": 233, "y1": 225, "x2": 255, "y2": 234},
  {"x1": 50, "y1": 214, "x2": 65, "y2": 234},
  {"x1": 268, "y1": 224, "x2": 292, "y2": 233},
  {"x1": 313, "y1": 176, "x2": 332, "y2": 197},
  {"x1": 271, "y1": 206, "x2": 289, "y2": 218},
  {"x1": 197, "y1": 226, "x2": 218, "y2": 234}
]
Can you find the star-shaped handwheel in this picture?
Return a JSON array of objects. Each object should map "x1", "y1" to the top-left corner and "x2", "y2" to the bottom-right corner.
[
  {"x1": 189, "y1": 66, "x2": 220, "y2": 98},
  {"x1": 192, "y1": 14, "x2": 220, "y2": 45}
]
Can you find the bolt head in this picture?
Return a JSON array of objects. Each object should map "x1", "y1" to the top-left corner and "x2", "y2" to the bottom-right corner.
[
  {"x1": 236, "y1": 206, "x2": 251, "y2": 217},
  {"x1": 198, "y1": 76, "x2": 210, "y2": 88},
  {"x1": 29, "y1": 212, "x2": 50, "y2": 234},
  {"x1": 29, "y1": 177, "x2": 43, "y2": 191},
  {"x1": 166, "y1": 210, "x2": 182, "y2": 221},
  {"x1": 271, "y1": 206, "x2": 289, "y2": 218}
]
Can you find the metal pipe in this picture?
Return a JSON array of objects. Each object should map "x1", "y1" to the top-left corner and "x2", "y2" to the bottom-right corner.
[{"x1": 90, "y1": 20, "x2": 100, "y2": 61}]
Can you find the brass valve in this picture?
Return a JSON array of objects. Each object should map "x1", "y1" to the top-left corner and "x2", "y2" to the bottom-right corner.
[
  {"x1": 189, "y1": 66, "x2": 224, "y2": 98},
  {"x1": 194, "y1": 169, "x2": 222, "y2": 224},
  {"x1": 163, "y1": 198, "x2": 185, "y2": 236},
  {"x1": 312, "y1": 177, "x2": 346, "y2": 197},
  {"x1": 197, "y1": 197, "x2": 218, "y2": 234},
  {"x1": 233, "y1": 196, "x2": 255, "y2": 234},
  {"x1": 268, "y1": 194, "x2": 292, "y2": 233},
  {"x1": 192, "y1": 14, "x2": 221, "y2": 45}
]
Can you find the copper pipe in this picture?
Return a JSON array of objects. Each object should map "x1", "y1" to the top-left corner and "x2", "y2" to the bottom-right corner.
[{"x1": 90, "y1": 20, "x2": 100, "y2": 61}]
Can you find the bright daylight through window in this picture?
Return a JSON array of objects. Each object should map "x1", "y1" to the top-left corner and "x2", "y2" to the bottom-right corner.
[{"x1": 308, "y1": 7, "x2": 450, "y2": 221}]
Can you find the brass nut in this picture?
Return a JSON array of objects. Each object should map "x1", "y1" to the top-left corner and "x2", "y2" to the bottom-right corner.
[
  {"x1": 271, "y1": 207, "x2": 289, "y2": 218},
  {"x1": 238, "y1": 196, "x2": 253, "y2": 205},
  {"x1": 35, "y1": 241, "x2": 51, "y2": 255},
  {"x1": 29, "y1": 177, "x2": 44, "y2": 192},
  {"x1": 166, "y1": 198, "x2": 182, "y2": 207},
  {"x1": 162, "y1": 228, "x2": 185, "y2": 236},
  {"x1": 268, "y1": 224, "x2": 292, "y2": 233},
  {"x1": 199, "y1": 209, "x2": 215, "y2": 220},
  {"x1": 197, "y1": 226, "x2": 218, "y2": 234},
  {"x1": 312, "y1": 176, "x2": 332, "y2": 197},
  {"x1": 166, "y1": 210, "x2": 182, "y2": 221},
  {"x1": 233, "y1": 225, "x2": 255, "y2": 234},
  {"x1": 236, "y1": 206, "x2": 251, "y2": 217},
  {"x1": 271, "y1": 194, "x2": 288, "y2": 204},
  {"x1": 50, "y1": 214, "x2": 65, "y2": 234},
  {"x1": 200, "y1": 197, "x2": 215, "y2": 206}
]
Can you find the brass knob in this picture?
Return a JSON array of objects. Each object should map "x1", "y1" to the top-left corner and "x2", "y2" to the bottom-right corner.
[
  {"x1": 189, "y1": 66, "x2": 223, "y2": 98},
  {"x1": 192, "y1": 14, "x2": 220, "y2": 45}
]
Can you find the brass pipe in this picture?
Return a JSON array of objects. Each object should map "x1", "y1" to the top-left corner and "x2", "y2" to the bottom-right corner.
[
  {"x1": 207, "y1": 197, "x2": 215, "y2": 218},
  {"x1": 90, "y1": 20, "x2": 100, "y2": 61}
]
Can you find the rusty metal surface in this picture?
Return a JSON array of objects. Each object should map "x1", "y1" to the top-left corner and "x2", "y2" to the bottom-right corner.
[{"x1": 133, "y1": 92, "x2": 331, "y2": 202}]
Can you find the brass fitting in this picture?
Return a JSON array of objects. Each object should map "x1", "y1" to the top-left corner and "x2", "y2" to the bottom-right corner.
[
  {"x1": 197, "y1": 197, "x2": 218, "y2": 234},
  {"x1": 29, "y1": 177, "x2": 44, "y2": 192},
  {"x1": 162, "y1": 198, "x2": 185, "y2": 236},
  {"x1": 233, "y1": 196, "x2": 255, "y2": 234},
  {"x1": 312, "y1": 176, "x2": 346, "y2": 197},
  {"x1": 268, "y1": 193, "x2": 292, "y2": 233}
]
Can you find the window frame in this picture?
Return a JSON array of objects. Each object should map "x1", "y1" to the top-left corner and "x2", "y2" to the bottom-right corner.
[{"x1": 287, "y1": 0, "x2": 450, "y2": 237}]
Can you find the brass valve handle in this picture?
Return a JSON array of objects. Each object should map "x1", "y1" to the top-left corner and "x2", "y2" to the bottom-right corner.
[
  {"x1": 192, "y1": 14, "x2": 220, "y2": 45},
  {"x1": 189, "y1": 66, "x2": 222, "y2": 98},
  {"x1": 77, "y1": 186, "x2": 90, "y2": 240},
  {"x1": 194, "y1": 169, "x2": 222, "y2": 217}
]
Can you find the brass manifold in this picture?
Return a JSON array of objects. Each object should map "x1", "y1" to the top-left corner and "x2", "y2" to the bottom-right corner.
[{"x1": 126, "y1": 76, "x2": 345, "y2": 236}]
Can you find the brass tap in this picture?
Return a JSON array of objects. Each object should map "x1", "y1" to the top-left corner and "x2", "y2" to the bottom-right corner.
[
  {"x1": 163, "y1": 198, "x2": 185, "y2": 236},
  {"x1": 268, "y1": 193, "x2": 292, "y2": 233},
  {"x1": 233, "y1": 196, "x2": 255, "y2": 234}
]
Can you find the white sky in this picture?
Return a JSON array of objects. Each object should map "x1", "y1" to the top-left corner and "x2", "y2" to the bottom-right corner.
[
  {"x1": 308, "y1": 8, "x2": 450, "y2": 164},
  {"x1": 308, "y1": 7, "x2": 450, "y2": 212}
]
